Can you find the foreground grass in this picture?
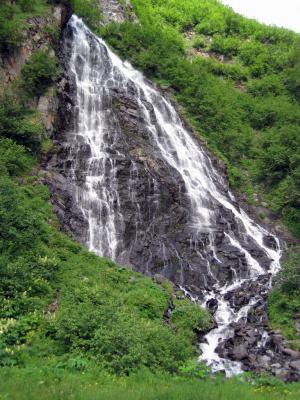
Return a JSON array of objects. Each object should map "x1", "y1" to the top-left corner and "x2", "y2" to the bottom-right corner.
[{"x1": 1, "y1": 367, "x2": 300, "y2": 400}]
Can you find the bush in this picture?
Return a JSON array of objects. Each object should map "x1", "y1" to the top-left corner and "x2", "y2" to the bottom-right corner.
[
  {"x1": 269, "y1": 247, "x2": 300, "y2": 341},
  {"x1": 0, "y1": 3, "x2": 23, "y2": 52},
  {"x1": 50, "y1": 261, "x2": 209, "y2": 374},
  {"x1": 21, "y1": 50, "x2": 59, "y2": 98},
  {"x1": 0, "y1": 90, "x2": 43, "y2": 150},
  {"x1": 70, "y1": 0, "x2": 102, "y2": 30},
  {"x1": 286, "y1": 39, "x2": 300, "y2": 102},
  {"x1": 274, "y1": 247, "x2": 300, "y2": 293},
  {"x1": 210, "y1": 35, "x2": 241, "y2": 57},
  {"x1": 0, "y1": 138, "x2": 33, "y2": 176}
]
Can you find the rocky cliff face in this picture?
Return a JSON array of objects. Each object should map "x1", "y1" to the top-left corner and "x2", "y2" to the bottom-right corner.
[
  {"x1": 0, "y1": 5, "x2": 69, "y2": 84},
  {"x1": 0, "y1": 4, "x2": 71, "y2": 137},
  {"x1": 46, "y1": 16, "x2": 275, "y2": 293},
  {"x1": 98, "y1": 0, "x2": 137, "y2": 23}
]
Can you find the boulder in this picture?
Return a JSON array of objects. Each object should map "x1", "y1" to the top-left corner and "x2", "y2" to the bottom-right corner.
[
  {"x1": 290, "y1": 360, "x2": 300, "y2": 372},
  {"x1": 232, "y1": 345, "x2": 248, "y2": 361}
]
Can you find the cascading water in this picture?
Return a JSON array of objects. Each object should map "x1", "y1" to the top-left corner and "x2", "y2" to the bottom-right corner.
[{"x1": 55, "y1": 15, "x2": 283, "y2": 375}]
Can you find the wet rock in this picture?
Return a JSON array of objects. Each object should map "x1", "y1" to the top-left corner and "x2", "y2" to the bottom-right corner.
[
  {"x1": 43, "y1": 13, "x2": 298, "y2": 382},
  {"x1": 46, "y1": 16, "x2": 277, "y2": 296},
  {"x1": 98, "y1": 0, "x2": 137, "y2": 24},
  {"x1": 263, "y1": 234, "x2": 278, "y2": 250},
  {"x1": 232, "y1": 345, "x2": 248, "y2": 360},
  {"x1": 206, "y1": 298, "x2": 218, "y2": 313}
]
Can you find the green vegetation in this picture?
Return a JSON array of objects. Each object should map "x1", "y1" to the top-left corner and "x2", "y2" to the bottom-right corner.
[
  {"x1": 269, "y1": 247, "x2": 300, "y2": 347},
  {"x1": 0, "y1": 89, "x2": 43, "y2": 150},
  {"x1": 0, "y1": 0, "x2": 101, "y2": 54},
  {"x1": 21, "y1": 50, "x2": 59, "y2": 98},
  {"x1": 1, "y1": 367, "x2": 300, "y2": 400},
  {"x1": 47, "y1": 0, "x2": 102, "y2": 29},
  {"x1": 100, "y1": 0, "x2": 300, "y2": 237},
  {"x1": 0, "y1": 0, "x2": 50, "y2": 52},
  {"x1": 69, "y1": 0, "x2": 102, "y2": 29}
]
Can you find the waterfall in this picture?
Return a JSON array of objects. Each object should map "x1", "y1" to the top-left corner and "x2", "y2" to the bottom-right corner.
[{"x1": 58, "y1": 15, "x2": 282, "y2": 375}]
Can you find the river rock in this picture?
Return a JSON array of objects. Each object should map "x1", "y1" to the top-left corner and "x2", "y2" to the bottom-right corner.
[{"x1": 232, "y1": 345, "x2": 248, "y2": 360}]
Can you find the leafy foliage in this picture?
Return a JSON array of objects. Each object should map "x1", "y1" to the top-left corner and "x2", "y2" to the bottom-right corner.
[
  {"x1": 21, "y1": 50, "x2": 59, "y2": 98},
  {"x1": 0, "y1": 1, "x2": 49, "y2": 52},
  {"x1": 70, "y1": 0, "x2": 102, "y2": 30},
  {"x1": 0, "y1": 89, "x2": 43, "y2": 150},
  {"x1": 269, "y1": 247, "x2": 300, "y2": 343}
]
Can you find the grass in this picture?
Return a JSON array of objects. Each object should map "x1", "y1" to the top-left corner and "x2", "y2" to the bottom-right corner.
[{"x1": 1, "y1": 367, "x2": 300, "y2": 400}]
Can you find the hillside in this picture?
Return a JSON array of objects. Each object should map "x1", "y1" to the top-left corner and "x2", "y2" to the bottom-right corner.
[{"x1": 0, "y1": 0, "x2": 300, "y2": 399}]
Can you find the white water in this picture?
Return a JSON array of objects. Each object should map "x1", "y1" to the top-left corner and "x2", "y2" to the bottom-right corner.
[{"x1": 66, "y1": 15, "x2": 282, "y2": 375}]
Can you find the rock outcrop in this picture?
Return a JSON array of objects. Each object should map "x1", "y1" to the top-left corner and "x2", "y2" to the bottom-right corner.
[
  {"x1": 0, "y1": 3, "x2": 71, "y2": 137},
  {"x1": 98, "y1": 0, "x2": 137, "y2": 23},
  {"x1": 0, "y1": 4, "x2": 70, "y2": 84}
]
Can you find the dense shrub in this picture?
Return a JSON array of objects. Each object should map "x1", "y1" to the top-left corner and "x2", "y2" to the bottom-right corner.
[
  {"x1": 70, "y1": 0, "x2": 102, "y2": 30},
  {"x1": 269, "y1": 247, "x2": 300, "y2": 342},
  {"x1": 286, "y1": 39, "x2": 300, "y2": 102},
  {"x1": 0, "y1": 90, "x2": 43, "y2": 150},
  {"x1": 0, "y1": 1, "x2": 49, "y2": 52},
  {"x1": 49, "y1": 253, "x2": 212, "y2": 374},
  {"x1": 21, "y1": 50, "x2": 59, "y2": 98},
  {"x1": 0, "y1": 139, "x2": 33, "y2": 176}
]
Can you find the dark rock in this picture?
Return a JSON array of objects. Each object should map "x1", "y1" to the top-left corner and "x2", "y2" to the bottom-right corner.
[
  {"x1": 282, "y1": 348, "x2": 300, "y2": 360},
  {"x1": 263, "y1": 235, "x2": 278, "y2": 250},
  {"x1": 153, "y1": 274, "x2": 167, "y2": 285},
  {"x1": 232, "y1": 345, "x2": 248, "y2": 360},
  {"x1": 290, "y1": 360, "x2": 300, "y2": 371},
  {"x1": 206, "y1": 298, "x2": 218, "y2": 313}
]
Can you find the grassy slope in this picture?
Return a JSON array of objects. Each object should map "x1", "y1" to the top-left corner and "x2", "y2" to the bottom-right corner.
[
  {"x1": 268, "y1": 246, "x2": 300, "y2": 349},
  {"x1": 2, "y1": 367, "x2": 300, "y2": 400}
]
